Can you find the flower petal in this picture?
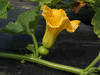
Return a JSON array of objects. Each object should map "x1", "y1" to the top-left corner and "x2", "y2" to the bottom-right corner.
[
  {"x1": 42, "y1": 5, "x2": 81, "y2": 48},
  {"x1": 65, "y1": 20, "x2": 80, "y2": 33},
  {"x1": 42, "y1": 5, "x2": 53, "y2": 20},
  {"x1": 42, "y1": 5, "x2": 68, "y2": 27}
]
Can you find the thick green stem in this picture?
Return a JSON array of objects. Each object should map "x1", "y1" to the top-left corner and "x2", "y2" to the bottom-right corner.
[
  {"x1": 27, "y1": 0, "x2": 39, "y2": 3},
  {"x1": 0, "y1": 52, "x2": 83, "y2": 75},
  {"x1": 84, "y1": 0, "x2": 95, "y2": 4},
  {"x1": 83, "y1": 52, "x2": 100, "y2": 72},
  {"x1": 31, "y1": 34, "x2": 39, "y2": 57}
]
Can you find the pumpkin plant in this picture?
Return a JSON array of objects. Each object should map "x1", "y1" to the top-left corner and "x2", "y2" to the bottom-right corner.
[{"x1": 0, "y1": 0, "x2": 100, "y2": 75}]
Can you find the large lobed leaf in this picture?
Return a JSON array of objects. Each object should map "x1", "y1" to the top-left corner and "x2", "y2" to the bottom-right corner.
[
  {"x1": 0, "y1": 0, "x2": 14, "y2": 19},
  {"x1": 0, "y1": 22, "x2": 24, "y2": 34},
  {"x1": 0, "y1": 5, "x2": 41, "y2": 35},
  {"x1": 91, "y1": 8, "x2": 100, "y2": 39}
]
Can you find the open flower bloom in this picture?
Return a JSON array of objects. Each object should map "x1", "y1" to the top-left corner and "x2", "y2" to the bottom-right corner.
[{"x1": 42, "y1": 5, "x2": 81, "y2": 48}]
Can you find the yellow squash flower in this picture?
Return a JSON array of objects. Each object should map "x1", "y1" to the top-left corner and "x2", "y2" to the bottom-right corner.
[{"x1": 42, "y1": 5, "x2": 80, "y2": 48}]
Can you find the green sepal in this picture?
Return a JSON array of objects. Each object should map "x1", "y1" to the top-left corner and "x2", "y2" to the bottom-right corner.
[{"x1": 0, "y1": 0, "x2": 14, "y2": 19}]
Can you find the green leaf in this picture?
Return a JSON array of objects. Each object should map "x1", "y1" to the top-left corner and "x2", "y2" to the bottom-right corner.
[
  {"x1": 91, "y1": 8, "x2": 100, "y2": 39},
  {"x1": 29, "y1": 5, "x2": 41, "y2": 33},
  {"x1": 17, "y1": 5, "x2": 40, "y2": 34},
  {"x1": 92, "y1": 0, "x2": 100, "y2": 12},
  {"x1": 0, "y1": 5, "x2": 40, "y2": 34},
  {"x1": 17, "y1": 10, "x2": 37, "y2": 33},
  {"x1": 39, "y1": 0, "x2": 62, "y2": 10},
  {"x1": 0, "y1": 0, "x2": 14, "y2": 19},
  {"x1": 94, "y1": 24, "x2": 100, "y2": 38},
  {"x1": 26, "y1": 44, "x2": 35, "y2": 55},
  {"x1": 0, "y1": 22, "x2": 24, "y2": 34},
  {"x1": 35, "y1": 5, "x2": 41, "y2": 14},
  {"x1": 26, "y1": 44, "x2": 34, "y2": 51}
]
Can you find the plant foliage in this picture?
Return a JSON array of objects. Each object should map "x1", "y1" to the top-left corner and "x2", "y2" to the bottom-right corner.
[
  {"x1": 91, "y1": 8, "x2": 100, "y2": 39},
  {"x1": 0, "y1": 0, "x2": 14, "y2": 19},
  {"x1": 92, "y1": 0, "x2": 100, "y2": 12},
  {"x1": 0, "y1": 5, "x2": 41, "y2": 34}
]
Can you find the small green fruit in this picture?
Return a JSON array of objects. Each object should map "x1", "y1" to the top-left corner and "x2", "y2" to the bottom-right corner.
[{"x1": 38, "y1": 46, "x2": 49, "y2": 55}]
